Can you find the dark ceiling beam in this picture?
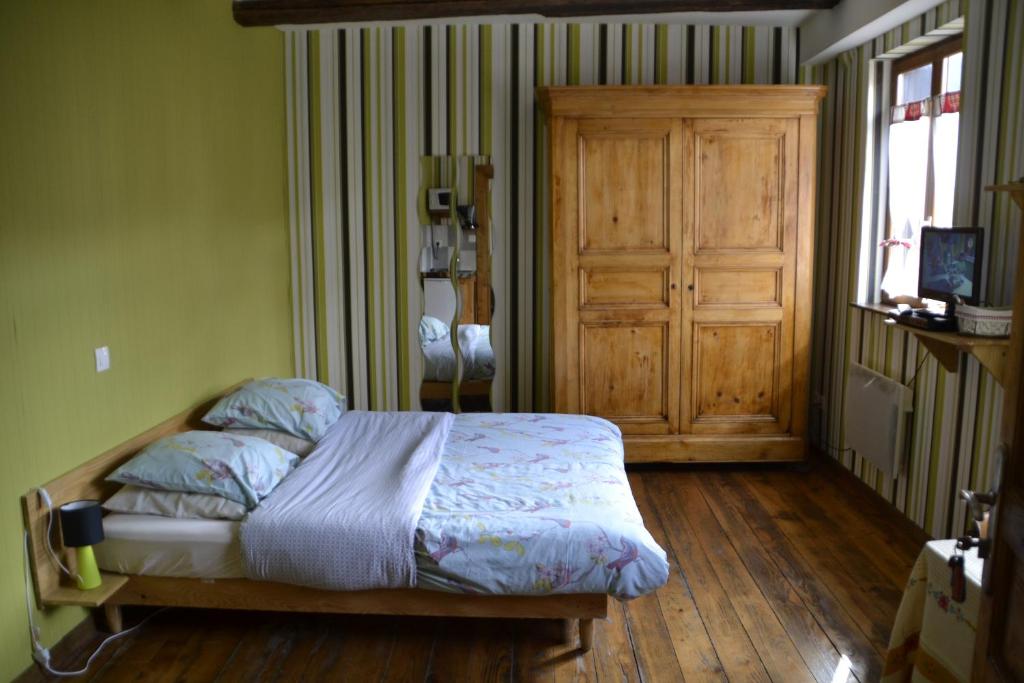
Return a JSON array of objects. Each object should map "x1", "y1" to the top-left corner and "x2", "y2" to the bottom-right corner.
[{"x1": 233, "y1": 0, "x2": 839, "y2": 27}]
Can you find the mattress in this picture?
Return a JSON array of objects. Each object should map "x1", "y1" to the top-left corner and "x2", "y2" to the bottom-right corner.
[{"x1": 95, "y1": 513, "x2": 244, "y2": 579}]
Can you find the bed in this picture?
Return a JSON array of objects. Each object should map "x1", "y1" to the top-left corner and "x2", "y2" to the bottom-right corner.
[{"x1": 23, "y1": 382, "x2": 667, "y2": 651}]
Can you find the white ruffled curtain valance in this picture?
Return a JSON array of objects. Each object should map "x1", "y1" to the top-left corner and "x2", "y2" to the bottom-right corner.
[{"x1": 890, "y1": 91, "x2": 961, "y2": 123}]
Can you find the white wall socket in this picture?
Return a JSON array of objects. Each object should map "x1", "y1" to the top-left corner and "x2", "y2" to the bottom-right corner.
[{"x1": 94, "y1": 346, "x2": 111, "y2": 373}]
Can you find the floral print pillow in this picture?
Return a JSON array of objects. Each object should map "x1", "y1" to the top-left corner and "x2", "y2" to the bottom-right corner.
[
  {"x1": 202, "y1": 378, "x2": 346, "y2": 442},
  {"x1": 107, "y1": 431, "x2": 299, "y2": 509}
]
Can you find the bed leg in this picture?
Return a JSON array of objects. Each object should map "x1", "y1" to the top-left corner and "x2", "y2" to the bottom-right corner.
[
  {"x1": 579, "y1": 618, "x2": 594, "y2": 652},
  {"x1": 104, "y1": 604, "x2": 123, "y2": 634}
]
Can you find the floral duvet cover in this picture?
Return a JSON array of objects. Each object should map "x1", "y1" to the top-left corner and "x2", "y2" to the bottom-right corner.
[{"x1": 415, "y1": 413, "x2": 669, "y2": 599}]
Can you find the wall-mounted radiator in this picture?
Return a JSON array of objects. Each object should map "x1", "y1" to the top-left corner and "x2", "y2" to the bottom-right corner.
[{"x1": 843, "y1": 362, "x2": 914, "y2": 479}]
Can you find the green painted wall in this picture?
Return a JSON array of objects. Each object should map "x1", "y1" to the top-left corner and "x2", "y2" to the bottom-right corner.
[{"x1": 0, "y1": 1, "x2": 291, "y2": 678}]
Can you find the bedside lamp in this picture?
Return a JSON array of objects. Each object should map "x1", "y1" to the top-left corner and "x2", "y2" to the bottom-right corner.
[{"x1": 59, "y1": 500, "x2": 104, "y2": 590}]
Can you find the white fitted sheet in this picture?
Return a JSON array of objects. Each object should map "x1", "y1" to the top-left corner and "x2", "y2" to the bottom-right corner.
[{"x1": 95, "y1": 513, "x2": 244, "y2": 579}]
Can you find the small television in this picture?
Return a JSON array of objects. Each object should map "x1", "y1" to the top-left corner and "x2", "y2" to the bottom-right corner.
[{"x1": 918, "y1": 227, "x2": 984, "y2": 307}]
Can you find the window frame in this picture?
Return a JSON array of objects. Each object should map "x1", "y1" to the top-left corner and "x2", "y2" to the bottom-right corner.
[{"x1": 881, "y1": 34, "x2": 963, "y2": 304}]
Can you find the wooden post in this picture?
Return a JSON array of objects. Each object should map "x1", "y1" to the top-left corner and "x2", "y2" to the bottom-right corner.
[
  {"x1": 104, "y1": 604, "x2": 123, "y2": 633},
  {"x1": 579, "y1": 618, "x2": 594, "y2": 652}
]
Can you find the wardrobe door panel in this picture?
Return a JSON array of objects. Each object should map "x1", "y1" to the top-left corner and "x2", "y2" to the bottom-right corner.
[
  {"x1": 683, "y1": 118, "x2": 798, "y2": 435},
  {"x1": 695, "y1": 132, "x2": 785, "y2": 252},
  {"x1": 559, "y1": 118, "x2": 683, "y2": 435},
  {"x1": 581, "y1": 267, "x2": 670, "y2": 308},
  {"x1": 693, "y1": 323, "x2": 780, "y2": 422},
  {"x1": 580, "y1": 135, "x2": 668, "y2": 253},
  {"x1": 581, "y1": 322, "x2": 669, "y2": 432},
  {"x1": 694, "y1": 267, "x2": 782, "y2": 308}
]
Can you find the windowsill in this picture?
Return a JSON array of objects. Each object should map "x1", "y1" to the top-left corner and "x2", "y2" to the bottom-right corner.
[
  {"x1": 852, "y1": 299, "x2": 941, "y2": 315},
  {"x1": 851, "y1": 301, "x2": 898, "y2": 316}
]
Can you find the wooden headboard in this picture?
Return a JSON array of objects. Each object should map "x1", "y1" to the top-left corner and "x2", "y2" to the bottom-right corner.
[{"x1": 21, "y1": 380, "x2": 247, "y2": 608}]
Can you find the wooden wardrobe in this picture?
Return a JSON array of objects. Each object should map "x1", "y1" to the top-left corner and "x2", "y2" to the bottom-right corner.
[{"x1": 540, "y1": 86, "x2": 825, "y2": 463}]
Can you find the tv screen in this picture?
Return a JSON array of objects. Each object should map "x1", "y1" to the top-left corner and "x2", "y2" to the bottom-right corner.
[{"x1": 918, "y1": 227, "x2": 984, "y2": 306}]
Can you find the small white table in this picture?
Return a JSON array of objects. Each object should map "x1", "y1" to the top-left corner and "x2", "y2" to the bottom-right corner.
[{"x1": 883, "y1": 539, "x2": 983, "y2": 682}]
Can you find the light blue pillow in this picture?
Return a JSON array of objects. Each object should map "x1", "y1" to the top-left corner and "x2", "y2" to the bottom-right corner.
[
  {"x1": 202, "y1": 378, "x2": 346, "y2": 441},
  {"x1": 419, "y1": 316, "x2": 450, "y2": 346},
  {"x1": 107, "y1": 431, "x2": 299, "y2": 509}
]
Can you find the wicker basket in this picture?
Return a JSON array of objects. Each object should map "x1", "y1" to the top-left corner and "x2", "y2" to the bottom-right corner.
[{"x1": 955, "y1": 304, "x2": 1012, "y2": 337}]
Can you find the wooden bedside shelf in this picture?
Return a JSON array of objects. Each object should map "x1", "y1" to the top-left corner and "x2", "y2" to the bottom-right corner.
[
  {"x1": 41, "y1": 573, "x2": 128, "y2": 607},
  {"x1": 851, "y1": 302, "x2": 1010, "y2": 385}
]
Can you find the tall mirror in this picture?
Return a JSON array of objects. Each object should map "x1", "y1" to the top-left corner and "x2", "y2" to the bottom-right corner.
[{"x1": 418, "y1": 156, "x2": 494, "y2": 412}]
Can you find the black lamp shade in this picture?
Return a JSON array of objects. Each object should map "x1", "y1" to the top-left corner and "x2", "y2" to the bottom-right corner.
[{"x1": 59, "y1": 500, "x2": 104, "y2": 547}]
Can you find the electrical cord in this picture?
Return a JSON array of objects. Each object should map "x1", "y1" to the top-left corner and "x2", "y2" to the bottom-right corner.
[
  {"x1": 25, "y1": 488, "x2": 169, "y2": 676},
  {"x1": 905, "y1": 350, "x2": 931, "y2": 391},
  {"x1": 22, "y1": 530, "x2": 168, "y2": 677},
  {"x1": 35, "y1": 488, "x2": 79, "y2": 585}
]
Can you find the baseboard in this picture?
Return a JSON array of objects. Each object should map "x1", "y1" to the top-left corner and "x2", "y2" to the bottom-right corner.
[{"x1": 626, "y1": 434, "x2": 806, "y2": 463}]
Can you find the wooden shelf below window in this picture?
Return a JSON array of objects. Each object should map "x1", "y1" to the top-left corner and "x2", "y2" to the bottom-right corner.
[
  {"x1": 851, "y1": 302, "x2": 1010, "y2": 385},
  {"x1": 985, "y1": 181, "x2": 1024, "y2": 209}
]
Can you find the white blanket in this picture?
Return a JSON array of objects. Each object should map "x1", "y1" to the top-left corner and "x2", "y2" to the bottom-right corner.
[{"x1": 240, "y1": 410, "x2": 454, "y2": 591}]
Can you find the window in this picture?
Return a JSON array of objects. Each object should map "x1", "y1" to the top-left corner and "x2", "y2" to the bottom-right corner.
[{"x1": 879, "y1": 36, "x2": 963, "y2": 303}]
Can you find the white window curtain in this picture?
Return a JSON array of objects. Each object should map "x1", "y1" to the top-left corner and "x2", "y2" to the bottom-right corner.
[
  {"x1": 879, "y1": 93, "x2": 960, "y2": 300},
  {"x1": 932, "y1": 109, "x2": 959, "y2": 226}
]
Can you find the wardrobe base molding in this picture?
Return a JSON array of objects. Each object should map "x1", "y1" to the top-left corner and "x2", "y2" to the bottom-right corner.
[{"x1": 624, "y1": 435, "x2": 806, "y2": 463}]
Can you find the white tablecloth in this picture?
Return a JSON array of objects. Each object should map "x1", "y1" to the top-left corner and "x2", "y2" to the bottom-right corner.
[{"x1": 883, "y1": 539, "x2": 982, "y2": 682}]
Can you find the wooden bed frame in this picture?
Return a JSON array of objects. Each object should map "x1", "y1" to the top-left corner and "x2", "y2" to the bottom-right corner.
[{"x1": 21, "y1": 382, "x2": 606, "y2": 651}]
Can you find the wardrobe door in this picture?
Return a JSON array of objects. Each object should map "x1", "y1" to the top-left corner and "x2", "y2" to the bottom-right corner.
[
  {"x1": 682, "y1": 118, "x2": 799, "y2": 435},
  {"x1": 554, "y1": 118, "x2": 683, "y2": 435}
]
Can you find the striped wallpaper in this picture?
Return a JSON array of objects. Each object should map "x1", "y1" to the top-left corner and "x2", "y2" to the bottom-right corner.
[
  {"x1": 284, "y1": 4, "x2": 1021, "y2": 538},
  {"x1": 803, "y1": 0, "x2": 1023, "y2": 538},
  {"x1": 285, "y1": 20, "x2": 799, "y2": 415}
]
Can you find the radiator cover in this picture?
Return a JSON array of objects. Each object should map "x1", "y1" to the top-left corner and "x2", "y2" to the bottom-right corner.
[{"x1": 843, "y1": 362, "x2": 914, "y2": 478}]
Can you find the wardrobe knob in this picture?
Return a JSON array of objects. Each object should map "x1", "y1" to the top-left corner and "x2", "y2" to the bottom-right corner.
[
  {"x1": 687, "y1": 284, "x2": 694, "y2": 291},
  {"x1": 671, "y1": 283, "x2": 677, "y2": 290}
]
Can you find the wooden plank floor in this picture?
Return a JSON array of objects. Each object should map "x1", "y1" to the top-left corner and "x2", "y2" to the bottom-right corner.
[{"x1": 20, "y1": 459, "x2": 927, "y2": 682}]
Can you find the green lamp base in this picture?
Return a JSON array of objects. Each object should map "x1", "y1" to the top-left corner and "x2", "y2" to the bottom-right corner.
[{"x1": 74, "y1": 545, "x2": 102, "y2": 591}]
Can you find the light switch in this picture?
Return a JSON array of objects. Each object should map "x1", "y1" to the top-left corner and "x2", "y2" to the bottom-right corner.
[{"x1": 94, "y1": 346, "x2": 110, "y2": 373}]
